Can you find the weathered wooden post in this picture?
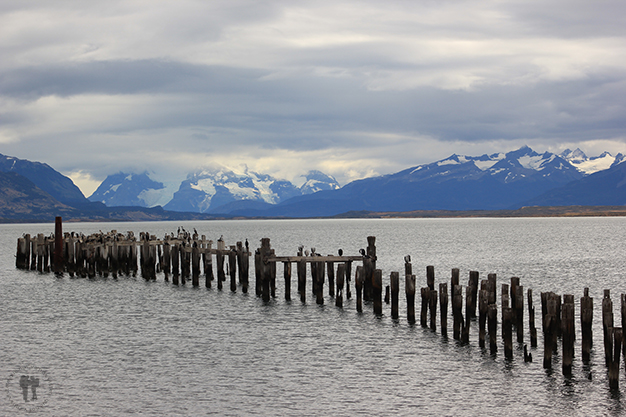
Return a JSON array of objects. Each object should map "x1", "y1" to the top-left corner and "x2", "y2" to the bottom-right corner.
[
  {"x1": 488, "y1": 303, "x2": 498, "y2": 354},
  {"x1": 487, "y1": 273, "x2": 497, "y2": 304},
  {"x1": 284, "y1": 262, "x2": 291, "y2": 301},
  {"x1": 406, "y1": 274, "x2": 416, "y2": 324},
  {"x1": 355, "y1": 265, "x2": 364, "y2": 313},
  {"x1": 315, "y1": 256, "x2": 324, "y2": 305},
  {"x1": 260, "y1": 238, "x2": 272, "y2": 302},
  {"x1": 451, "y1": 268, "x2": 459, "y2": 315},
  {"x1": 516, "y1": 285, "x2": 524, "y2": 343},
  {"x1": 430, "y1": 288, "x2": 438, "y2": 331},
  {"x1": 172, "y1": 242, "x2": 180, "y2": 286},
  {"x1": 192, "y1": 242, "x2": 200, "y2": 287},
  {"x1": 528, "y1": 288, "x2": 537, "y2": 348},
  {"x1": 163, "y1": 241, "x2": 171, "y2": 282},
  {"x1": 453, "y1": 284, "x2": 463, "y2": 339},
  {"x1": 365, "y1": 236, "x2": 376, "y2": 301},
  {"x1": 503, "y1": 306, "x2": 513, "y2": 359},
  {"x1": 54, "y1": 217, "x2": 63, "y2": 275},
  {"x1": 298, "y1": 258, "x2": 306, "y2": 303},
  {"x1": 237, "y1": 242, "x2": 248, "y2": 293},
  {"x1": 440, "y1": 282, "x2": 448, "y2": 334},
  {"x1": 373, "y1": 269, "x2": 383, "y2": 315},
  {"x1": 421, "y1": 287, "x2": 430, "y2": 327},
  {"x1": 390, "y1": 272, "x2": 399, "y2": 319},
  {"x1": 426, "y1": 265, "x2": 435, "y2": 291},
  {"x1": 336, "y1": 263, "x2": 345, "y2": 308},
  {"x1": 479, "y1": 288, "x2": 488, "y2": 348},
  {"x1": 510, "y1": 277, "x2": 520, "y2": 323},
  {"x1": 580, "y1": 288, "x2": 593, "y2": 362},
  {"x1": 255, "y1": 249, "x2": 261, "y2": 296},
  {"x1": 229, "y1": 245, "x2": 237, "y2": 292},
  {"x1": 270, "y1": 249, "x2": 277, "y2": 298},
  {"x1": 609, "y1": 328, "x2": 622, "y2": 389},
  {"x1": 217, "y1": 244, "x2": 226, "y2": 287},
  {"x1": 16, "y1": 236, "x2": 26, "y2": 269},
  {"x1": 462, "y1": 286, "x2": 470, "y2": 343},
  {"x1": 501, "y1": 283, "x2": 510, "y2": 340},
  {"x1": 468, "y1": 271, "x2": 479, "y2": 318},
  {"x1": 543, "y1": 295, "x2": 556, "y2": 369},
  {"x1": 603, "y1": 290, "x2": 614, "y2": 367},
  {"x1": 345, "y1": 260, "x2": 352, "y2": 300},
  {"x1": 562, "y1": 294, "x2": 575, "y2": 376},
  {"x1": 327, "y1": 260, "x2": 335, "y2": 297}
]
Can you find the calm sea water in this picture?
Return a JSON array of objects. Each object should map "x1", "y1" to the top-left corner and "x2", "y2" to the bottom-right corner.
[{"x1": 1, "y1": 217, "x2": 626, "y2": 416}]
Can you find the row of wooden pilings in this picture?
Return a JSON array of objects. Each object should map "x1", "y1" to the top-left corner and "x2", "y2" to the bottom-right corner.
[{"x1": 14, "y1": 220, "x2": 626, "y2": 389}]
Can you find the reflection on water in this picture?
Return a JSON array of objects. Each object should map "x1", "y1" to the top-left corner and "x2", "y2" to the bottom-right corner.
[{"x1": 1, "y1": 218, "x2": 626, "y2": 416}]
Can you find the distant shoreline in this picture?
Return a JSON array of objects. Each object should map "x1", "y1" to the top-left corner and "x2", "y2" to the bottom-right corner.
[
  {"x1": 333, "y1": 206, "x2": 626, "y2": 219},
  {"x1": 2, "y1": 205, "x2": 625, "y2": 224}
]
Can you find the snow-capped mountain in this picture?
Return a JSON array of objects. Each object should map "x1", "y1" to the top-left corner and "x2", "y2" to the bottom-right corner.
[
  {"x1": 243, "y1": 146, "x2": 588, "y2": 217},
  {"x1": 298, "y1": 170, "x2": 340, "y2": 194},
  {"x1": 560, "y1": 148, "x2": 622, "y2": 174},
  {"x1": 163, "y1": 165, "x2": 302, "y2": 213},
  {"x1": 88, "y1": 172, "x2": 174, "y2": 207}
]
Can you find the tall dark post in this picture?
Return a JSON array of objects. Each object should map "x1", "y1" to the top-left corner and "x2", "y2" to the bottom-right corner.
[
  {"x1": 336, "y1": 264, "x2": 345, "y2": 308},
  {"x1": 390, "y1": 272, "x2": 399, "y2": 319},
  {"x1": 355, "y1": 266, "x2": 364, "y2": 313},
  {"x1": 440, "y1": 283, "x2": 448, "y2": 334},
  {"x1": 603, "y1": 290, "x2": 614, "y2": 367},
  {"x1": 260, "y1": 238, "x2": 272, "y2": 302},
  {"x1": 54, "y1": 217, "x2": 63, "y2": 275},
  {"x1": 406, "y1": 274, "x2": 416, "y2": 324},
  {"x1": 373, "y1": 269, "x2": 383, "y2": 315},
  {"x1": 284, "y1": 262, "x2": 291, "y2": 301}
]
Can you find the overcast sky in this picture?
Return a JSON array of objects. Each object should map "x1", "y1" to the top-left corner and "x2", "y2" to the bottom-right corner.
[{"x1": 1, "y1": 0, "x2": 625, "y2": 195}]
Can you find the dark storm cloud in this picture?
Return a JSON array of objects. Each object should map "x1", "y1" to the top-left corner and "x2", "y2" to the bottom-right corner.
[{"x1": 0, "y1": 0, "x2": 625, "y2": 193}]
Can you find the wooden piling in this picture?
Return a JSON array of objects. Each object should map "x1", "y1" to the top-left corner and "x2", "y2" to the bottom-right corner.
[
  {"x1": 336, "y1": 263, "x2": 345, "y2": 308},
  {"x1": 421, "y1": 287, "x2": 430, "y2": 327},
  {"x1": 345, "y1": 260, "x2": 352, "y2": 300},
  {"x1": 406, "y1": 274, "x2": 416, "y2": 324},
  {"x1": 453, "y1": 284, "x2": 463, "y2": 340},
  {"x1": 260, "y1": 238, "x2": 272, "y2": 302},
  {"x1": 229, "y1": 246, "x2": 237, "y2": 292},
  {"x1": 609, "y1": 328, "x2": 622, "y2": 389},
  {"x1": 580, "y1": 288, "x2": 593, "y2": 362},
  {"x1": 284, "y1": 262, "x2": 291, "y2": 301},
  {"x1": 390, "y1": 272, "x2": 399, "y2": 319},
  {"x1": 356, "y1": 265, "x2": 364, "y2": 313},
  {"x1": 298, "y1": 258, "x2": 306, "y2": 303},
  {"x1": 430, "y1": 289, "x2": 438, "y2": 331},
  {"x1": 373, "y1": 269, "x2": 383, "y2": 315},
  {"x1": 327, "y1": 260, "x2": 335, "y2": 297},
  {"x1": 488, "y1": 303, "x2": 497, "y2": 354},
  {"x1": 603, "y1": 289, "x2": 614, "y2": 367},
  {"x1": 54, "y1": 217, "x2": 63, "y2": 275},
  {"x1": 440, "y1": 282, "x2": 448, "y2": 334},
  {"x1": 503, "y1": 306, "x2": 513, "y2": 359},
  {"x1": 562, "y1": 294, "x2": 575, "y2": 376},
  {"x1": 426, "y1": 265, "x2": 435, "y2": 291},
  {"x1": 516, "y1": 285, "x2": 524, "y2": 343},
  {"x1": 528, "y1": 289, "x2": 537, "y2": 348},
  {"x1": 468, "y1": 271, "x2": 479, "y2": 319},
  {"x1": 479, "y1": 288, "x2": 488, "y2": 348},
  {"x1": 451, "y1": 268, "x2": 459, "y2": 315}
]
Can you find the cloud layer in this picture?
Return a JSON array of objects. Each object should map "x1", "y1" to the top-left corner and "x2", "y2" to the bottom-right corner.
[{"x1": 1, "y1": 0, "x2": 625, "y2": 195}]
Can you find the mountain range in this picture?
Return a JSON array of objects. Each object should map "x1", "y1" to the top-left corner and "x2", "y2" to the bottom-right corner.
[{"x1": 0, "y1": 146, "x2": 625, "y2": 221}]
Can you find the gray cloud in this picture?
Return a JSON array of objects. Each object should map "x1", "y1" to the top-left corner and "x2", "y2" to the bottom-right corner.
[{"x1": 0, "y1": 0, "x2": 625, "y2": 194}]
